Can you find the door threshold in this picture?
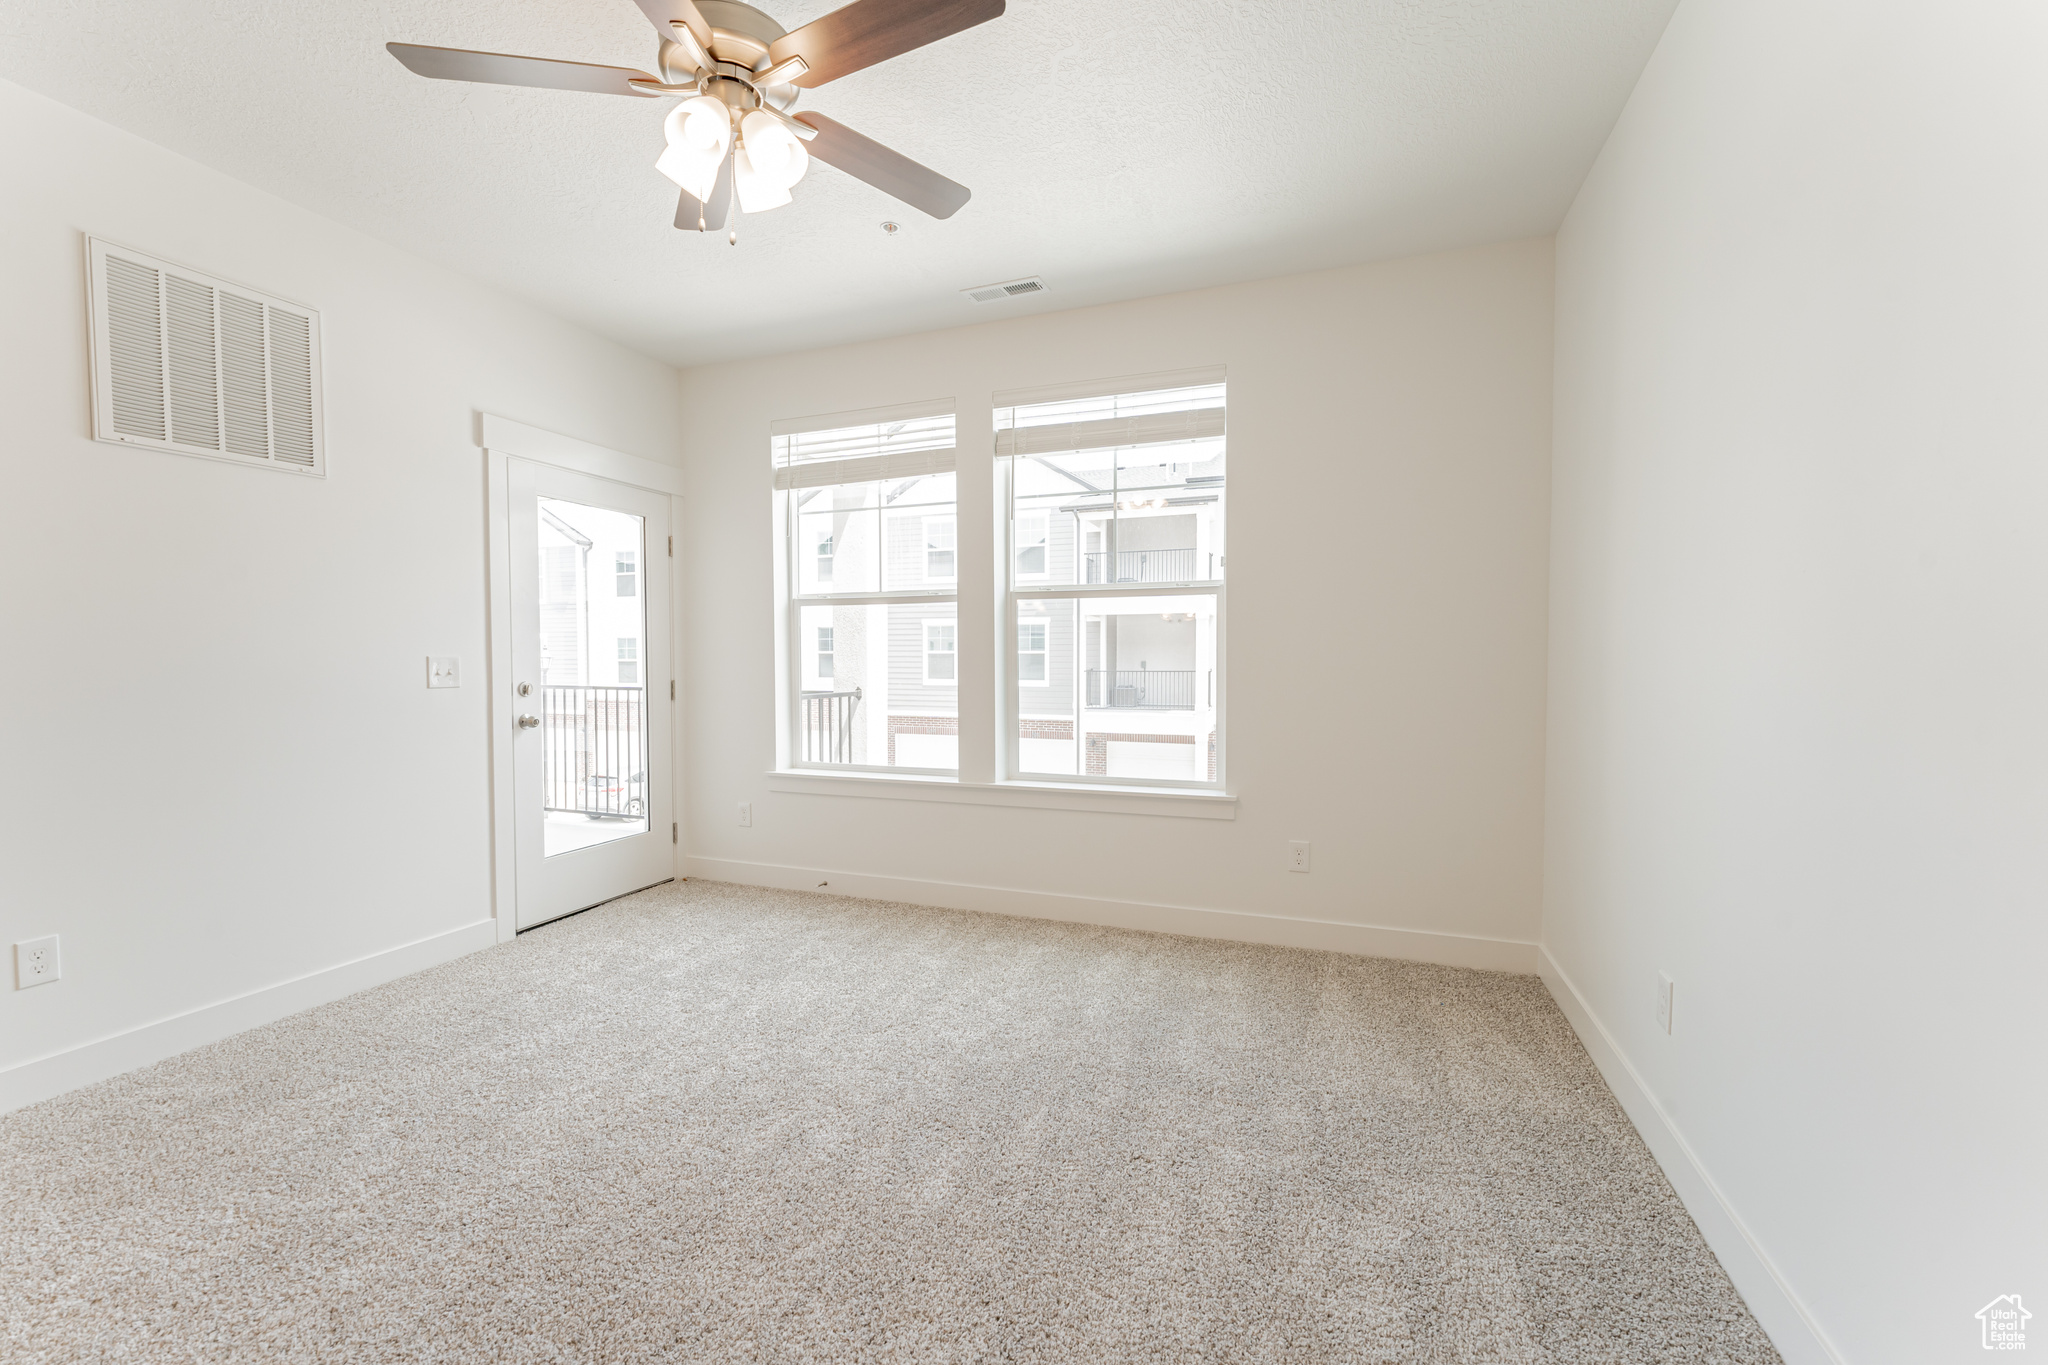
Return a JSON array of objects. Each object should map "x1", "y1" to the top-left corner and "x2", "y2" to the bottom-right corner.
[{"x1": 516, "y1": 877, "x2": 677, "y2": 934}]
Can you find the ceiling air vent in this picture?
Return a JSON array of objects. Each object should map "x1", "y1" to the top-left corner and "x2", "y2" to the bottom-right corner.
[
  {"x1": 86, "y1": 237, "x2": 325, "y2": 476},
  {"x1": 962, "y1": 276, "x2": 1049, "y2": 304}
]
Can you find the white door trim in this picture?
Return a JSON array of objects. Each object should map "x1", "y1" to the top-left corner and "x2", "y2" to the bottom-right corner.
[
  {"x1": 479, "y1": 419, "x2": 685, "y2": 943},
  {"x1": 481, "y1": 414, "x2": 687, "y2": 496}
]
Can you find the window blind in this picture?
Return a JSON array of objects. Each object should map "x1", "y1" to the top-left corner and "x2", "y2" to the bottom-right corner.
[
  {"x1": 771, "y1": 407, "x2": 956, "y2": 490},
  {"x1": 993, "y1": 380, "x2": 1225, "y2": 459}
]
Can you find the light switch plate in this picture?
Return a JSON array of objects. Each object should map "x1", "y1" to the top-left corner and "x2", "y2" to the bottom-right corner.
[
  {"x1": 1656, "y1": 971, "x2": 1674, "y2": 1034},
  {"x1": 427, "y1": 656, "x2": 460, "y2": 688},
  {"x1": 15, "y1": 936, "x2": 60, "y2": 989}
]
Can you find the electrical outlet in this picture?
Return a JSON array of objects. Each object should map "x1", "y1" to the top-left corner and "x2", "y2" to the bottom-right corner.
[
  {"x1": 1656, "y1": 971, "x2": 1674, "y2": 1034},
  {"x1": 427, "y1": 656, "x2": 460, "y2": 688},
  {"x1": 737, "y1": 801, "x2": 752, "y2": 828},
  {"x1": 14, "y1": 936, "x2": 60, "y2": 990},
  {"x1": 1288, "y1": 841, "x2": 1311, "y2": 873}
]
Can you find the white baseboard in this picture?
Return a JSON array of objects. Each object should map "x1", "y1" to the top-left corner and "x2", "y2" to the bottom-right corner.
[
  {"x1": 1537, "y1": 946, "x2": 1846, "y2": 1365},
  {"x1": 686, "y1": 856, "x2": 1539, "y2": 974},
  {"x1": 0, "y1": 918, "x2": 497, "y2": 1116}
]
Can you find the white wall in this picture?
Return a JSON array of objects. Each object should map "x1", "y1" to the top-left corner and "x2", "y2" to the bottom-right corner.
[
  {"x1": 678, "y1": 241, "x2": 1554, "y2": 968},
  {"x1": 1545, "y1": 3, "x2": 2048, "y2": 1361},
  {"x1": 0, "y1": 79, "x2": 681, "y2": 1109}
]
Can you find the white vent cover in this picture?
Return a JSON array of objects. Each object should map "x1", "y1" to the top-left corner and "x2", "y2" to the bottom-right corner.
[
  {"x1": 961, "y1": 275, "x2": 1049, "y2": 304},
  {"x1": 87, "y1": 238, "x2": 325, "y2": 476}
]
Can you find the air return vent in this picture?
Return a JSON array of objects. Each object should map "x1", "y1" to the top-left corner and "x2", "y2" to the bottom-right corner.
[
  {"x1": 87, "y1": 238, "x2": 325, "y2": 476},
  {"x1": 961, "y1": 275, "x2": 1049, "y2": 304}
]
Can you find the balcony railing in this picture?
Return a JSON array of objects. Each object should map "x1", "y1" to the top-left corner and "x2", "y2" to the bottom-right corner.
[
  {"x1": 542, "y1": 685, "x2": 645, "y2": 818},
  {"x1": 1082, "y1": 547, "x2": 1209, "y2": 583},
  {"x1": 801, "y1": 687, "x2": 862, "y2": 764},
  {"x1": 1085, "y1": 669, "x2": 1199, "y2": 710}
]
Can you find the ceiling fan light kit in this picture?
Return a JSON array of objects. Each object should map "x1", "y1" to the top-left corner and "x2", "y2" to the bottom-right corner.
[{"x1": 387, "y1": 0, "x2": 1001, "y2": 240}]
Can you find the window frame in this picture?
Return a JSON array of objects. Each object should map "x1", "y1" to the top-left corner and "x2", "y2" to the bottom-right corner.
[
  {"x1": 997, "y1": 372, "x2": 1227, "y2": 792},
  {"x1": 771, "y1": 378, "x2": 1224, "y2": 794},
  {"x1": 777, "y1": 399, "x2": 960, "y2": 778}
]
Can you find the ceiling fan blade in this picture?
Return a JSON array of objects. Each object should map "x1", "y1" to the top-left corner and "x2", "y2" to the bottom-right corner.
[
  {"x1": 793, "y1": 112, "x2": 970, "y2": 219},
  {"x1": 387, "y1": 43, "x2": 659, "y2": 97},
  {"x1": 674, "y1": 151, "x2": 736, "y2": 232},
  {"x1": 628, "y1": 0, "x2": 714, "y2": 54},
  {"x1": 768, "y1": 0, "x2": 1004, "y2": 89}
]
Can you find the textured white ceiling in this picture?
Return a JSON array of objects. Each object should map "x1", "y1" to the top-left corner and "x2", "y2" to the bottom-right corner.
[{"x1": 0, "y1": 0, "x2": 1676, "y2": 366}]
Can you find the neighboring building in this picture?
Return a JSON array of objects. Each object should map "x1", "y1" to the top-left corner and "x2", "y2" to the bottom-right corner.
[{"x1": 538, "y1": 499, "x2": 645, "y2": 688}]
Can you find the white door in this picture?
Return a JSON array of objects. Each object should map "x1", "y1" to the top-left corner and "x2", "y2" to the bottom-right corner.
[{"x1": 508, "y1": 459, "x2": 673, "y2": 929}]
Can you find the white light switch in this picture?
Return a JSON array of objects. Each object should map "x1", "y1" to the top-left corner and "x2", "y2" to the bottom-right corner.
[
  {"x1": 1656, "y1": 972, "x2": 1675, "y2": 1034},
  {"x1": 14, "y1": 936, "x2": 60, "y2": 990},
  {"x1": 427, "y1": 657, "x2": 460, "y2": 688}
]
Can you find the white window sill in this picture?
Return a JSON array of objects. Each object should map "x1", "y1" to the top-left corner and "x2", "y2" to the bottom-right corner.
[{"x1": 764, "y1": 769, "x2": 1237, "y2": 820}]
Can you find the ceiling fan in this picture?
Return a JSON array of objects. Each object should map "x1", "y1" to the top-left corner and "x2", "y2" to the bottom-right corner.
[{"x1": 388, "y1": 0, "x2": 1003, "y2": 240}]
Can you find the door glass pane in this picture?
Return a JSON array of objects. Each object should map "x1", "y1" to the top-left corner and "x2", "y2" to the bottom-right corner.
[{"x1": 538, "y1": 497, "x2": 648, "y2": 856}]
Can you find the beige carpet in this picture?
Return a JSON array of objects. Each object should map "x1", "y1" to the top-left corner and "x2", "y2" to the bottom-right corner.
[{"x1": 2, "y1": 881, "x2": 1778, "y2": 1363}]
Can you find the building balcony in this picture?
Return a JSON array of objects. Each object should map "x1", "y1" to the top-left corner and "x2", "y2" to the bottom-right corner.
[
  {"x1": 1082, "y1": 547, "x2": 1210, "y2": 583},
  {"x1": 1085, "y1": 668, "x2": 1204, "y2": 710}
]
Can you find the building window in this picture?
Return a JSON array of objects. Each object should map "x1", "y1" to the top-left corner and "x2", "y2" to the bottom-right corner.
[
  {"x1": 924, "y1": 619, "x2": 957, "y2": 684},
  {"x1": 997, "y1": 373, "x2": 1225, "y2": 786},
  {"x1": 615, "y1": 550, "x2": 637, "y2": 597},
  {"x1": 924, "y1": 515, "x2": 956, "y2": 581},
  {"x1": 777, "y1": 406, "x2": 958, "y2": 770},
  {"x1": 1015, "y1": 511, "x2": 1048, "y2": 579},
  {"x1": 1018, "y1": 618, "x2": 1048, "y2": 684},
  {"x1": 617, "y1": 637, "x2": 639, "y2": 686}
]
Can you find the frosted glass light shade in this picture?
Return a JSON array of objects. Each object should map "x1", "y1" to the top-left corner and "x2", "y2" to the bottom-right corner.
[
  {"x1": 732, "y1": 144, "x2": 794, "y2": 212},
  {"x1": 739, "y1": 112, "x2": 810, "y2": 190},
  {"x1": 656, "y1": 96, "x2": 732, "y2": 200}
]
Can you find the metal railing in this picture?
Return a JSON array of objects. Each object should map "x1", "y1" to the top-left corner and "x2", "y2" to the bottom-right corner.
[
  {"x1": 543, "y1": 685, "x2": 646, "y2": 818},
  {"x1": 1083, "y1": 547, "x2": 1205, "y2": 583},
  {"x1": 1085, "y1": 669, "x2": 1197, "y2": 710},
  {"x1": 801, "y1": 687, "x2": 862, "y2": 763}
]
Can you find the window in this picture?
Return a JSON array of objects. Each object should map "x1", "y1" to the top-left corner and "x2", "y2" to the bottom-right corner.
[
  {"x1": 1018, "y1": 618, "x2": 1048, "y2": 684},
  {"x1": 924, "y1": 515, "x2": 956, "y2": 581},
  {"x1": 615, "y1": 550, "x2": 637, "y2": 597},
  {"x1": 777, "y1": 404, "x2": 959, "y2": 771},
  {"x1": 772, "y1": 379, "x2": 1222, "y2": 790},
  {"x1": 617, "y1": 637, "x2": 639, "y2": 685},
  {"x1": 924, "y1": 619, "x2": 957, "y2": 684},
  {"x1": 998, "y1": 373, "x2": 1225, "y2": 786},
  {"x1": 1015, "y1": 510, "x2": 1048, "y2": 579}
]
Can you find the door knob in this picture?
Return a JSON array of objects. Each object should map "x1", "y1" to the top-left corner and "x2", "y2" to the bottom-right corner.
[{"x1": 518, "y1": 714, "x2": 541, "y2": 729}]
